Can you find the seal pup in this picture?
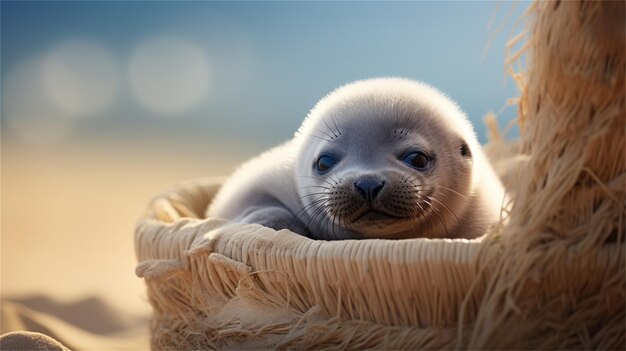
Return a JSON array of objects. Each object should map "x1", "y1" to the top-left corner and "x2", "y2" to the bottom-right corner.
[{"x1": 207, "y1": 78, "x2": 505, "y2": 240}]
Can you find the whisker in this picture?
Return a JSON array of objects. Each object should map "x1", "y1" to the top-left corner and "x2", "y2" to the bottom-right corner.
[
  {"x1": 429, "y1": 197, "x2": 460, "y2": 226},
  {"x1": 308, "y1": 133, "x2": 332, "y2": 142},
  {"x1": 298, "y1": 185, "x2": 330, "y2": 190},
  {"x1": 329, "y1": 174, "x2": 342, "y2": 186},
  {"x1": 424, "y1": 199, "x2": 450, "y2": 238},
  {"x1": 393, "y1": 110, "x2": 399, "y2": 134},
  {"x1": 321, "y1": 118, "x2": 339, "y2": 138},
  {"x1": 412, "y1": 202, "x2": 432, "y2": 236},
  {"x1": 293, "y1": 196, "x2": 328, "y2": 221},
  {"x1": 330, "y1": 115, "x2": 342, "y2": 136},
  {"x1": 327, "y1": 209, "x2": 337, "y2": 239},
  {"x1": 306, "y1": 199, "x2": 330, "y2": 236},
  {"x1": 298, "y1": 175, "x2": 336, "y2": 187},
  {"x1": 297, "y1": 201, "x2": 323, "y2": 236},
  {"x1": 323, "y1": 214, "x2": 334, "y2": 240},
  {"x1": 288, "y1": 197, "x2": 325, "y2": 235},
  {"x1": 299, "y1": 192, "x2": 330, "y2": 199},
  {"x1": 406, "y1": 178, "x2": 467, "y2": 200},
  {"x1": 437, "y1": 186, "x2": 467, "y2": 199},
  {"x1": 400, "y1": 167, "x2": 412, "y2": 182},
  {"x1": 313, "y1": 128, "x2": 336, "y2": 141}
]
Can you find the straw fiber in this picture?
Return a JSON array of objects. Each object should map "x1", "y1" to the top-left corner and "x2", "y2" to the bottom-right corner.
[{"x1": 135, "y1": 2, "x2": 625, "y2": 349}]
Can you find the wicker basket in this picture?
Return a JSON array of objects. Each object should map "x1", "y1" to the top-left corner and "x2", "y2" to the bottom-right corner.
[{"x1": 135, "y1": 2, "x2": 624, "y2": 349}]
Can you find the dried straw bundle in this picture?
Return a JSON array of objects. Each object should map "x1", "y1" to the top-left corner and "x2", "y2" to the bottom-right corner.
[
  {"x1": 135, "y1": 1, "x2": 624, "y2": 349},
  {"x1": 465, "y1": 1, "x2": 625, "y2": 348}
]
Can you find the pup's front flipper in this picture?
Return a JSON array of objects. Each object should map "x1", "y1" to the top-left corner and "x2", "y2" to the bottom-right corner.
[{"x1": 239, "y1": 206, "x2": 310, "y2": 238}]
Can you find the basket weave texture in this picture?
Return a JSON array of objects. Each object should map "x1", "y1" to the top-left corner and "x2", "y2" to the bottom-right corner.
[{"x1": 135, "y1": 2, "x2": 625, "y2": 349}]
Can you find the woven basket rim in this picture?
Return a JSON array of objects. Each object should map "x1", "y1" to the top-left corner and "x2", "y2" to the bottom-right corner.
[{"x1": 135, "y1": 177, "x2": 486, "y2": 267}]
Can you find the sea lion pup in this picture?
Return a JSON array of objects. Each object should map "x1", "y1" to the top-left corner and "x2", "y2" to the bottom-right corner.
[{"x1": 207, "y1": 78, "x2": 505, "y2": 240}]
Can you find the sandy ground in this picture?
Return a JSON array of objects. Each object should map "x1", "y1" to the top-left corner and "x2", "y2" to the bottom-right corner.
[{"x1": 1, "y1": 139, "x2": 247, "y2": 349}]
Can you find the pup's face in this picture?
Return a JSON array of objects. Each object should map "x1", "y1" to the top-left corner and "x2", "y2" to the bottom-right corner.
[{"x1": 295, "y1": 91, "x2": 475, "y2": 239}]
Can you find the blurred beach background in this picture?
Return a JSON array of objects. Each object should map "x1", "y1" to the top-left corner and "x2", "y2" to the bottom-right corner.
[{"x1": 1, "y1": 1, "x2": 526, "y2": 348}]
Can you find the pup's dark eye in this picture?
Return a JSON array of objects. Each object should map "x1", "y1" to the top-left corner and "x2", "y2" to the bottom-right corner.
[
  {"x1": 461, "y1": 143, "x2": 471, "y2": 157},
  {"x1": 316, "y1": 155, "x2": 337, "y2": 173},
  {"x1": 402, "y1": 152, "x2": 431, "y2": 171}
]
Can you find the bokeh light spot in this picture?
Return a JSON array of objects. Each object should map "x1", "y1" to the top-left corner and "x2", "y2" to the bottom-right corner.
[
  {"x1": 42, "y1": 39, "x2": 120, "y2": 118},
  {"x1": 129, "y1": 35, "x2": 210, "y2": 117},
  {"x1": 3, "y1": 59, "x2": 72, "y2": 144}
]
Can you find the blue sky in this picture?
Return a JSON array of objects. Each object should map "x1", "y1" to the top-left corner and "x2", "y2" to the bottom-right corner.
[{"x1": 1, "y1": 1, "x2": 527, "y2": 148}]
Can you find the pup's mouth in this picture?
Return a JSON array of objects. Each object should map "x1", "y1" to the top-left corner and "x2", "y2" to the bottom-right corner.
[{"x1": 352, "y1": 210, "x2": 403, "y2": 223}]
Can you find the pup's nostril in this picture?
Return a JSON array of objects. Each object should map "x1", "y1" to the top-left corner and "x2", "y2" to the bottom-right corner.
[
  {"x1": 354, "y1": 182, "x2": 367, "y2": 199},
  {"x1": 372, "y1": 181, "x2": 385, "y2": 199},
  {"x1": 354, "y1": 179, "x2": 385, "y2": 201}
]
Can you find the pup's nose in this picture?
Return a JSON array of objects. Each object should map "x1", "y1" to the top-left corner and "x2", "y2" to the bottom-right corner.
[{"x1": 354, "y1": 178, "x2": 385, "y2": 202}]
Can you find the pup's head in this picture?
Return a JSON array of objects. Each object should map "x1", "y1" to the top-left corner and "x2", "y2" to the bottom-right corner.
[{"x1": 294, "y1": 78, "x2": 478, "y2": 239}]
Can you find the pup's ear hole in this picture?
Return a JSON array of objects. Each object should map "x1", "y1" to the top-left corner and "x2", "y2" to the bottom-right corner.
[{"x1": 460, "y1": 143, "x2": 472, "y2": 157}]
